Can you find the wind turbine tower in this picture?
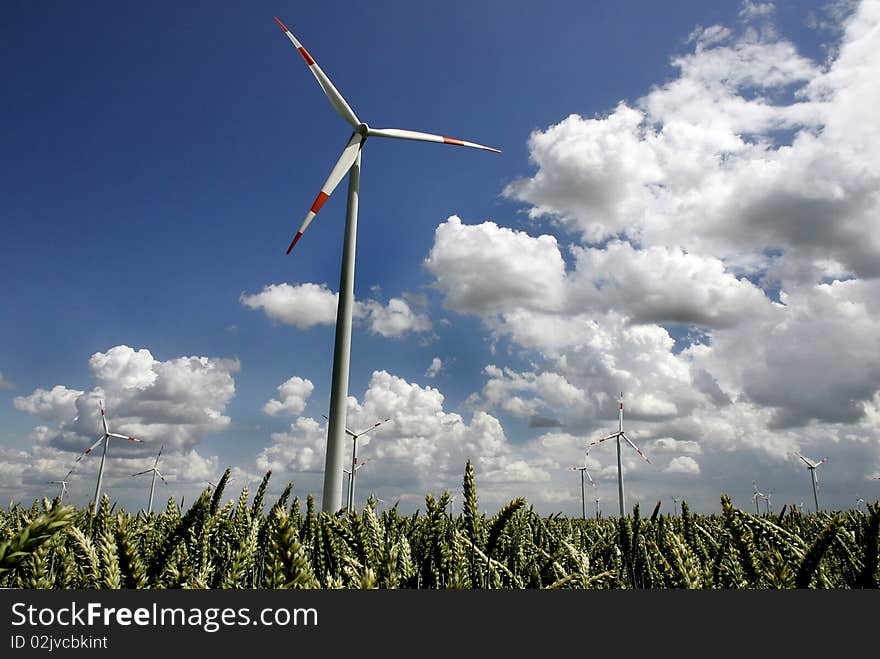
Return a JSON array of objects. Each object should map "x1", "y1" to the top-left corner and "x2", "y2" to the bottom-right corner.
[
  {"x1": 273, "y1": 17, "x2": 499, "y2": 512},
  {"x1": 796, "y1": 453, "x2": 827, "y2": 513}
]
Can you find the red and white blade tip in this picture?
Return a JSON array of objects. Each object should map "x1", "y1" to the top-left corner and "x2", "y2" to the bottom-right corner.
[
  {"x1": 286, "y1": 232, "x2": 303, "y2": 254},
  {"x1": 273, "y1": 16, "x2": 289, "y2": 32}
]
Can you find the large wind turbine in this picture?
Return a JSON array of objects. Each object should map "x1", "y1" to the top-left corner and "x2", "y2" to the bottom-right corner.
[
  {"x1": 48, "y1": 468, "x2": 74, "y2": 504},
  {"x1": 324, "y1": 414, "x2": 392, "y2": 513},
  {"x1": 74, "y1": 400, "x2": 143, "y2": 515},
  {"x1": 796, "y1": 453, "x2": 827, "y2": 513},
  {"x1": 568, "y1": 453, "x2": 595, "y2": 520},
  {"x1": 588, "y1": 393, "x2": 651, "y2": 517},
  {"x1": 274, "y1": 17, "x2": 500, "y2": 512},
  {"x1": 132, "y1": 444, "x2": 166, "y2": 515}
]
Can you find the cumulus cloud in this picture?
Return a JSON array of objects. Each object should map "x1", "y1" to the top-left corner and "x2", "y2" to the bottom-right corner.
[
  {"x1": 360, "y1": 297, "x2": 432, "y2": 338},
  {"x1": 425, "y1": 357, "x2": 443, "y2": 379},
  {"x1": 263, "y1": 376, "x2": 314, "y2": 417},
  {"x1": 240, "y1": 283, "x2": 338, "y2": 329},
  {"x1": 4, "y1": 345, "x2": 239, "y2": 505},
  {"x1": 418, "y1": 1, "x2": 880, "y2": 512},
  {"x1": 256, "y1": 371, "x2": 554, "y2": 508},
  {"x1": 241, "y1": 284, "x2": 432, "y2": 338},
  {"x1": 14, "y1": 385, "x2": 83, "y2": 422}
]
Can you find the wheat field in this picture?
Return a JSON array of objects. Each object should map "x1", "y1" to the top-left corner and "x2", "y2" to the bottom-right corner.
[{"x1": 1, "y1": 460, "x2": 877, "y2": 589}]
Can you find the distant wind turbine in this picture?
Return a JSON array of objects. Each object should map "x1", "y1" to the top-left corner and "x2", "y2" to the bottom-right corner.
[
  {"x1": 74, "y1": 400, "x2": 143, "y2": 515},
  {"x1": 568, "y1": 453, "x2": 595, "y2": 520},
  {"x1": 752, "y1": 481, "x2": 765, "y2": 516},
  {"x1": 132, "y1": 444, "x2": 167, "y2": 515},
  {"x1": 795, "y1": 453, "x2": 828, "y2": 513},
  {"x1": 323, "y1": 414, "x2": 391, "y2": 513},
  {"x1": 588, "y1": 393, "x2": 651, "y2": 517},
  {"x1": 671, "y1": 497, "x2": 679, "y2": 516},
  {"x1": 342, "y1": 458, "x2": 370, "y2": 512},
  {"x1": 47, "y1": 468, "x2": 74, "y2": 504},
  {"x1": 274, "y1": 16, "x2": 500, "y2": 513}
]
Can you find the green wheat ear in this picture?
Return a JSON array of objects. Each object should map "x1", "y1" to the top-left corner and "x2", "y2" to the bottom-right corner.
[{"x1": 0, "y1": 505, "x2": 74, "y2": 575}]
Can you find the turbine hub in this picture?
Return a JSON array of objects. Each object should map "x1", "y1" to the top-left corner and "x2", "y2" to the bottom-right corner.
[{"x1": 356, "y1": 123, "x2": 370, "y2": 137}]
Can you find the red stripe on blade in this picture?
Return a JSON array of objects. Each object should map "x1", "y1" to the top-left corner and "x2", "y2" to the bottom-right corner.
[
  {"x1": 443, "y1": 137, "x2": 466, "y2": 146},
  {"x1": 286, "y1": 232, "x2": 303, "y2": 254},
  {"x1": 298, "y1": 47, "x2": 315, "y2": 66},
  {"x1": 273, "y1": 16, "x2": 289, "y2": 32},
  {"x1": 310, "y1": 191, "x2": 329, "y2": 213}
]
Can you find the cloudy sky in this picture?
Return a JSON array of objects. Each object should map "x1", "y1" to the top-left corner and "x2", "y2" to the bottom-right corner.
[{"x1": 3, "y1": 0, "x2": 879, "y2": 516}]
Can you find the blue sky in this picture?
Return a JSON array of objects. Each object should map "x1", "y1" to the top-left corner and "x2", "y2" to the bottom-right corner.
[{"x1": 3, "y1": 1, "x2": 880, "y2": 516}]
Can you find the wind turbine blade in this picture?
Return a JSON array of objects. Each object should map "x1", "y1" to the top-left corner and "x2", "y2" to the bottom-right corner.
[
  {"x1": 321, "y1": 413, "x2": 357, "y2": 437},
  {"x1": 589, "y1": 432, "x2": 621, "y2": 447},
  {"x1": 584, "y1": 468, "x2": 595, "y2": 486},
  {"x1": 99, "y1": 400, "x2": 109, "y2": 435},
  {"x1": 367, "y1": 127, "x2": 501, "y2": 153},
  {"x1": 286, "y1": 132, "x2": 364, "y2": 253},
  {"x1": 156, "y1": 444, "x2": 164, "y2": 464},
  {"x1": 75, "y1": 435, "x2": 107, "y2": 463},
  {"x1": 132, "y1": 470, "x2": 152, "y2": 477},
  {"x1": 274, "y1": 17, "x2": 360, "y2": 128},
  {"x1": 621, "y1": 433, "x2": 651, "y2": 464},
  {"x1": 354, "y1": 418, "x2": 392, "y2": 438},
  {"x1": 795, "y1": 452, "x2": 813, "y2": 467},
  {"x1": 157, "y1": 471, "x2": 168, "y2": 485},
  {"x1": 109, "y1": 433, "x2": 143, "y2": 443}
]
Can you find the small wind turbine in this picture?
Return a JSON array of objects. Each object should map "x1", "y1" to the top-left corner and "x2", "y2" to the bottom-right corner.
[
  {"x1": 588, "y1": 393, "x2": 651, "y2": 517},
  {"x1": 324, "y1": 414, "x2": 391, "y2": 513},
  {"x1": 568, "y1": 453, "x2": 595, "y2": 520},
  {"x1": 342, "y1": 458, "x2": 370, "y2": 512},
  {"x1": 763, "y1": 490, "x2": 773, "y2": 515},
  {"x1": 448, "y1": 494, "x2": 457, "y2": 518},
  {"x1": 795, "y1": 453, "x2": 828, "y2": 513},
  {"x1": 752, "y1": 481, "x2": 765, "y2": 516},
  {"x1": 856, "y1": 497, "x2": 866, "y2": 514},
  {"x1": 132, "y1": 444, "x2": 166, "y2": 515},
  {"x1": 594, "y1": 494, "x2": 601, "y2": 519},
  {"x1": 274, "y1": 16, "x2": 500, "y2": 513},
  {"x1": 74, "y1": 400, "x2": 143, "y2": 515},
  {"x1": 671, "y1": 497, "x2": 679, "y2": 516},
  {"x1": 47, "y1": 468, "x2": 74, "y2": 504}
]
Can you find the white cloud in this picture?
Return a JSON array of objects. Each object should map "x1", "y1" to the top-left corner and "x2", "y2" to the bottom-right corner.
[
  {"x1": 5, "y1": 346, "x2": 239, "y2": 500},
  {"x1": 240, "y1": 283, "x2": 338, "y2": 329},
  {"x1": 14, "y1": 385, "x2": 83, "y2": 422},
  {"x1": 360, "y1": 297, "x2": 432, "y2": 338},
  {"x1": 425, "y1": 357, "x2": 443, "y2": 378},
  {"x1": 241, "y1": 283, "x2": 432, "y2": 338},
  {"x1": 263, "y1": 376, "x2": 314, "y2": 417},
  {"x1": 664, "y1": 456, "x2": 701, "y2": 475},
  {"x1": 424, "y1": 216, "x2": 567, "y2": 315}
]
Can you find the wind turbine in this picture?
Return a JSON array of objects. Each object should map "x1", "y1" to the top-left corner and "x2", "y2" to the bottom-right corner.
[
  {"x1": 594, "y1": 494, "x2": 601, "y2": 520},
  {"x1": 856, "y1": 497, "x2": 866, "y2": 514},
  {"x1": 752, "y1": 481, "x2": 765, "y2": 515},
  {"x1": 323, "y1": 414, "x2": 391, "y2": 513},
  {"x1": 132, "y1": 444, "x2": 167, "y2": 515},
  {"x1": 74, "y1": 400, "x2": 143, "y2": 515},
  {"x1": 274, "y1": 17, "x2": 500, "y2": 513},
  {"x1": 588, "y1": 393, "x2": 651, "y2": 517},
  {"x1": 342, "y1": 458, "x2": 370, "y2": 512},
  {"x1": 47, "y1": 468, "x2": 74, "y2": 504},
  {"x1": 795, "y1": 453, "x2": 827, "y2": 513},
  {"x1": 568, "y1": 453, "x2": 595, "y2": 520},
  {"x1": 671, "y1": 496, "x2": 679, "y2": 516}
]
